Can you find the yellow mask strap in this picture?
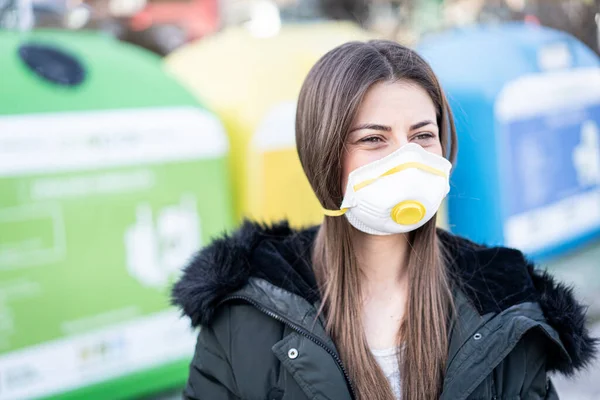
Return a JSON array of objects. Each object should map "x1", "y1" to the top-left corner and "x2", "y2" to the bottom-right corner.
[{"x1": 323, "y1": 208, "x2": 348, "y2": 217}]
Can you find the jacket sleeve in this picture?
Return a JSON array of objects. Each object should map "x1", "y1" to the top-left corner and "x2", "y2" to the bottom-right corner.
[
  {"x1": 517, "y1": 329, "x2": 559, "y2": 400},
  {"x1": 183, "y1": 310, "x2": 241, "y2": 400}
]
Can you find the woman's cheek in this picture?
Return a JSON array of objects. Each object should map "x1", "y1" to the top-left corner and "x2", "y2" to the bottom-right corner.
[{"x1": 341, "y1": 150, "x2": 379, "y2": 195}]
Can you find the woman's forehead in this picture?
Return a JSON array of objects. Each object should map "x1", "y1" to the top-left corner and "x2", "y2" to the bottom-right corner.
[{"x1": 352, "y1": 81, "x2": 437, "y2": 126}]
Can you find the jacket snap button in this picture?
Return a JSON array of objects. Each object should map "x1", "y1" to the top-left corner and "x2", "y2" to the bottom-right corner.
[
  {"x1": 288, "y1": 348, "x2": 299, "y2": 359},
  {"x1": 473, "y1": 333, "x2": 482, "y2": 340}
]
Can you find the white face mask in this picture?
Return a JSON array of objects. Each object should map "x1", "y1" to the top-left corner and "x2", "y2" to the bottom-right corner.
[{"x1": 323, "y1": 143, "x2": 452, "y2": 235}]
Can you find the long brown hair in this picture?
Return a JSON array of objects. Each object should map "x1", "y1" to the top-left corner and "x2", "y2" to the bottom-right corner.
[{"x1": 295, "y1": 40, "x2": 458, "y2": 400}]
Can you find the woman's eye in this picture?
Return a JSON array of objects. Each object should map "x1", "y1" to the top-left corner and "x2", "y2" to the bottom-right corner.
[
  {"x1": 359, "y1": 136, "x2": 383, "y2": 143},
  {"x1": 412, "y1": 132, "x2": 435, "y2": 141}
]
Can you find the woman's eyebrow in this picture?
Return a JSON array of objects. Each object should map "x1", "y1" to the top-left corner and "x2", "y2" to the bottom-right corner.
[
  {"x1": 410, "y1": 120, "x2": 436, "y2": 130},
  {"x1": 348, "y1": 123, "x2": 392, "y2": 133}
]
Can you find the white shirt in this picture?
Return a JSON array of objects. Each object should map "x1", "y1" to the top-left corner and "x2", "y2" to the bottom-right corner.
[{"x1": 371, "y1": 346, "x2": 402, "y2": 400}]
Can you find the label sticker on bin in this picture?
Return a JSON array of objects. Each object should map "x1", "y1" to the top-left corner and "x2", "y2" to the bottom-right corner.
[{"x1": 496, "y1": 69, "x2": 600, "y2": 253}]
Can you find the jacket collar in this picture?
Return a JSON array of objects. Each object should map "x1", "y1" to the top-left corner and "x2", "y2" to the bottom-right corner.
[{"x1": 172, "y1": 220, "x2": 597, "y2": 375}]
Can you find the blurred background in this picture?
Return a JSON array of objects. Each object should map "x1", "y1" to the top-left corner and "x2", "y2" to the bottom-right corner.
[{"x1": 0, "y1": 0, "x2": 599, "y2": 399}]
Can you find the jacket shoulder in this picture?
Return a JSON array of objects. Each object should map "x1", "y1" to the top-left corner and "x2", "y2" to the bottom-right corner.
[{"x1": 439, "y1": 230, "x2": 597, "y2": 375}]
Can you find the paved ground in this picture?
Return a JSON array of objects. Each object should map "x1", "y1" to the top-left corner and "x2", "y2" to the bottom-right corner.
[
  {"x1": 547, "y1": 241, "x2": 600, "y2": 400},
  {"x1": 146, "y1": 241, "x2": 600, "y2": 400},
  {"x1": 552, "y1": 323, "x2": 600, "y2": 400}
]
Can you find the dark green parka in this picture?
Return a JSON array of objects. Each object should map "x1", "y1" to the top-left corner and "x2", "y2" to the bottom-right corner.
[{"x1": 172, "y1": 222, "x2": 597, "y2": 400}]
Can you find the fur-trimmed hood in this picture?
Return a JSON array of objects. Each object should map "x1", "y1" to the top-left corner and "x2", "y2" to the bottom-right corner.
[{"x1": 172, "y1": 220, "x2": 597, "y2": 375}]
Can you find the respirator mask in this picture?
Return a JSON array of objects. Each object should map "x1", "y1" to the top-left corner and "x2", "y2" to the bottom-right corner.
[{"x1": 323, "y1": 143, "x2": 452, "y2": 235}]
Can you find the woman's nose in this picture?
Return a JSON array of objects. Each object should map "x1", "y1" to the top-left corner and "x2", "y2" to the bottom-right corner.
[{"x1": 386, "y1": 134, "x2": 410, "y2": 154}]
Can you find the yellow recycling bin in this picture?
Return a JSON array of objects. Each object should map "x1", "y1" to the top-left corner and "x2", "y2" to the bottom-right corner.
[{"x1": 166, "y1": 22, "x2": 373, "y2": 227}]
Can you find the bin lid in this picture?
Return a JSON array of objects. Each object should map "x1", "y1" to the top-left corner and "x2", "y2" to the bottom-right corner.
[
  {"x1": 0, "y1": 30, "x2": 199, "y2": 115},
  {"x1": 165, "y1": 22, "x2": 373, "y2": 129},
  {"x1": 418, "y1": 23, "x2": 600, "y2": 97}
]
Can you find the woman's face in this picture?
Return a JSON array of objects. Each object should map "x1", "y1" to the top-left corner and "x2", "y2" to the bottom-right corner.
[{"x1": 342, "y1": 80, "x2": 443, "y2": 192}]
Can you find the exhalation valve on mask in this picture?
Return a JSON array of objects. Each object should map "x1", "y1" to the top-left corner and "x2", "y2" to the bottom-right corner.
[{"x1": 323, "y1": 143, "x2": 452, "y2": 235}]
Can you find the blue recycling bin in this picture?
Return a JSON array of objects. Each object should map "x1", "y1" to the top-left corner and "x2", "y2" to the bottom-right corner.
[{"x1": 419, "y1": 23, "x2": 600, "y2": 260}]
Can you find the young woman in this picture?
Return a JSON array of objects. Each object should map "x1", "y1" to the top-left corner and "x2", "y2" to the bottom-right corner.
[{"x1": 173, "y1": 40, "x2": 597, "y2": 400}]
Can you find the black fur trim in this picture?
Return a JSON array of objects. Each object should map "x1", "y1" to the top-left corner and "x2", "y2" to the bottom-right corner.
[
  {"x1": 171, "y1": 220, "x2": 318, "y2": 327},
  {"x1": 529, "y1": 266, "x2": 598, "y2": 375},
  {"x1": 439, "y1": 229, "x2": 540, "y2": 315}
]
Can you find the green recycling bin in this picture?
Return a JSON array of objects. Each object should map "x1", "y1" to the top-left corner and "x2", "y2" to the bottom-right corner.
[{"x1": 0, "y1": 30, "x2": 232, "y2": 400}]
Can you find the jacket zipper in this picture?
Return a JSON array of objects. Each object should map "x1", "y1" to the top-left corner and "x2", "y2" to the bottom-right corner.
[{"x1": 220, "y1": 295, "x2": 357, "y2": 400}]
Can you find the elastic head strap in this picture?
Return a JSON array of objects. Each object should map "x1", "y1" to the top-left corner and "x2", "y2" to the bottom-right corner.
[{"x1": 322, "y1": 208, "x2": 348, "y2": 217}]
